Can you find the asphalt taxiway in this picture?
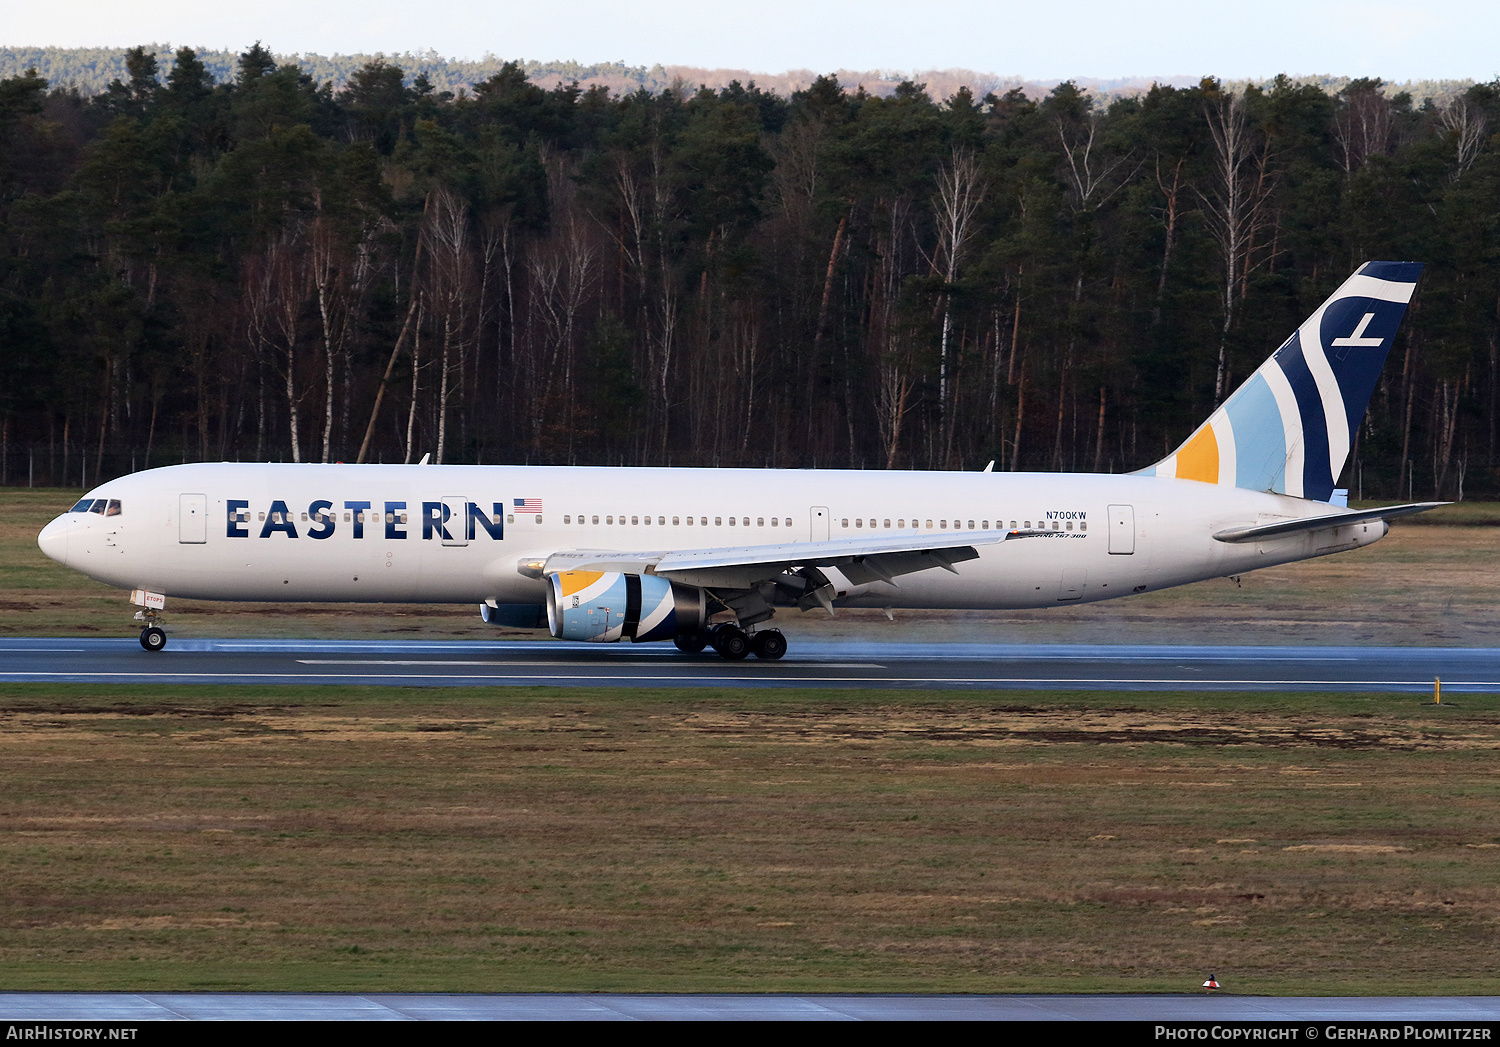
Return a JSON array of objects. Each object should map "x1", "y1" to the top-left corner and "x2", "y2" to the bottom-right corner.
[{"x1": 0, "y1": 636, "x2": 1495, "y2": 691}]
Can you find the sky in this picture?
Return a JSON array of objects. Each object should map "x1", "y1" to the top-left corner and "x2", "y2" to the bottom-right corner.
[{"x1": 4, "y1": 0, "x2": 1497, "y2": 83}]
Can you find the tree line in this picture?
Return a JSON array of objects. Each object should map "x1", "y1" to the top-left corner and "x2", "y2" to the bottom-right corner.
[
  {"x1": 0, "y1": 46, "x2": 681, "y2": 100},
  {"x1": 0, "y1": 44, "x2": 1497, "y2": 499}
]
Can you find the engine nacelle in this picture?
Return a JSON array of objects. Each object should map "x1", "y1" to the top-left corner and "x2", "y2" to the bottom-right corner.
[{"x1": 546, "y1": 571, "x2": 705, "y2": 643}]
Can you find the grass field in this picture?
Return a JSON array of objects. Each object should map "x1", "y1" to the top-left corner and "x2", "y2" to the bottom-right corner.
[
  {"x1": 3, "y1": 684, "x2": 1498, "y2": 994},
  {"x1": 2, "y1": 488, "x2": 1497, "y2": 994}
]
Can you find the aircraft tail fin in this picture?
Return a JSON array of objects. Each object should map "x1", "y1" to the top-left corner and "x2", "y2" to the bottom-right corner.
[{"x1": 1135, "y1": 261, "x2": 1422, "y2": 502}]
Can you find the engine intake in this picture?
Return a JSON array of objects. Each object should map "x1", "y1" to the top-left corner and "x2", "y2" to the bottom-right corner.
[{"x1": 546, "y1": 570, "x2": 705, "y2": 643}]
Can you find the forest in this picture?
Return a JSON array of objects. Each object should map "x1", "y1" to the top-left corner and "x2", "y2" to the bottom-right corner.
[
  {"x1": 0, "y1": 46, "x2": 680, "y2": 100},
  {"x1": 0, "y1": 44, "x2": 1496, "y2": 499}
]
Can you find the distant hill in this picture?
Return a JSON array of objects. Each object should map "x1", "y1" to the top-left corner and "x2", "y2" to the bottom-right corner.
[{"x1": 0, "y1": 45, "x2": 1478, "y2": 104}]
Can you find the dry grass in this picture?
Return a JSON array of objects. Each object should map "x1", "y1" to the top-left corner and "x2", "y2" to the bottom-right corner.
[
  {"x1": 2, "y1": 685, "x2": 1499, "y2": 994},
  {"x1": 5, "y1": 488, "x2": 1496, "y2": 645}
]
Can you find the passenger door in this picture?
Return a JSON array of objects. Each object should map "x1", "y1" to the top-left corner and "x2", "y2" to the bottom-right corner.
[
  {"x1": 179, "y1": 494, "x2": 207, "y2": 544},
  {"x1": 442, "y1": 495, "x2": 468, "y2": 547},
  {"x1": 810, "y1": 506, "x2": 830, "y2": 541}
]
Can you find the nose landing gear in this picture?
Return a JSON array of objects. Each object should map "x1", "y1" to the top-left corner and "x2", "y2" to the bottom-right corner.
[{"x1": 131, "y1": 591, "x2": 168, "y2": 652}]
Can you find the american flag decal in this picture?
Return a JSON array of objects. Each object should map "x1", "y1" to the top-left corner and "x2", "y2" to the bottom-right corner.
[{"x1": 514, "y1": 498, "x2": 544, "y2": 512}]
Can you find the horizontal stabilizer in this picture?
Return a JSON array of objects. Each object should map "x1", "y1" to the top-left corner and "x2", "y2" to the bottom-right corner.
[{"x1": 1212, "y1": 502, "x2": 1447, "y2": 544}]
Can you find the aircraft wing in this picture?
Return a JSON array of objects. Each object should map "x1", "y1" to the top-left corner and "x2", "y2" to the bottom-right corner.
[
  {"x1": 1211, "y1": 501, "x2": 1447, "y2": 544},
  {"x1": 537, "y1": 530, "x2": 1009, "y2": 590}
]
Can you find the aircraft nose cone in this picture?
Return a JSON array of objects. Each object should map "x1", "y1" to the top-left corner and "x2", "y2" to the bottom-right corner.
[{"x1": 37, "y1": 516, "x2": 70, "y2": 566}]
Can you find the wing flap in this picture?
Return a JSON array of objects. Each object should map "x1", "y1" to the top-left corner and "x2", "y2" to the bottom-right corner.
[
  {"x1": 655, "y1": 531, "x2": 1000, "y2": 573},
  {"x1": 539, "y1": 530, "x2": 1005, "y2": 588}
]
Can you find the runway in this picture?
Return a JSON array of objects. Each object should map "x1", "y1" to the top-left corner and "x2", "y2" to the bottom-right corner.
[
  {"x1": 0, "y1": 637, "x2": 1496, "y2": 692},
  {"x1": 3, "y1": 992, "x2": 1500, "y2": 1021}
]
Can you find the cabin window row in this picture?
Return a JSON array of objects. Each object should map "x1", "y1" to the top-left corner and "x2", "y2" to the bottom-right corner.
[
  {"x1": 838, "y1": 518, "x2": 1085, "y2": 532},
  {"x1": 522, "y1": 515, "x2": 1086, "y2": 533},
  {"x1": 226, "y1": 509, "x2": 1085, "y2": 532},
  {"x1": 557, "y1": 515, "x2": 795, "y2": 528}
]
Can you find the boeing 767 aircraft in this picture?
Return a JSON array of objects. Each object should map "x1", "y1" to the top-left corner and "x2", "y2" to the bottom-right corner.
[{"x1": 38, "y1": 262, "x2": 1440, "y2": 659}]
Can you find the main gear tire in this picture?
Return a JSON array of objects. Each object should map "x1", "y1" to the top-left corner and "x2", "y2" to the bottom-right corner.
[
  {"x1": 710, "y1": 626, "x2": 750, "y2": 660},
  {"x1": 750, "y1": 629, "x2": 787, "y2": 660},
  {"x1": 674, "y1": 632, "x2": 709, "y2": 653}
]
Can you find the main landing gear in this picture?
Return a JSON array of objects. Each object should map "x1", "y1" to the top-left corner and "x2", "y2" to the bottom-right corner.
[{"x1": 676, "y1": 624, "x2": 787, "y2": 660}]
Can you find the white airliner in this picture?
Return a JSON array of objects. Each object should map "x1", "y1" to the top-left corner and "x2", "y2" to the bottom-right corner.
[{"x1": 38, "y1": 262, "x2": 1441, "y2": 659}]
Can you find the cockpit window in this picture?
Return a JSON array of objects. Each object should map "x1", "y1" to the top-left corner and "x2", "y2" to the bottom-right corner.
[{"x1": 67, "y1": 498, "x2": 121, "y2": 515}]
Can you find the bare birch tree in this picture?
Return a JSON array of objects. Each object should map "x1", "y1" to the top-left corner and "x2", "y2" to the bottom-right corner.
[
  {"x1": 650, "y1": 140, "x2": 679, "y2": 456},
  {"x1": 526, "y1": 217, "x2": 598, "y2": 451},
  {"x1": 308, "y1": 211, "x2": 379, "y2": 462},
  {"x1": 1439, "y1": 98, "x2": 1487, "y2": 182},
  {"x1": 877, "y1": 336, "x2": 916, "y2": 469},
  {"x1": 1198, "y1": 88, "x2": 1277, "y2": 401},
  {"x1": 590, "y1": 143, "x2": 668, "y2": 454},
  {"x1": 927, "y1": 147, "x2": 986, "y2": 450},
  {"x1": 265, "y1": 229, "x2": 308, "y2": 462},
  {"x1": 1057, "y1": 110, "x2": 1134, "y2": 211},
  {"x1": 423, "y1": 187, "x2": 475, "y2": 464},
  {"x1": 239, "y1": 251, "x2": 277, "y2": 461},
  {"x1": 1152, "y1": 156, "x2": 1189, "y2": 325},
  {"x1": 1332, "y1": 83, "x2": 1393, "y2": 175}
]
